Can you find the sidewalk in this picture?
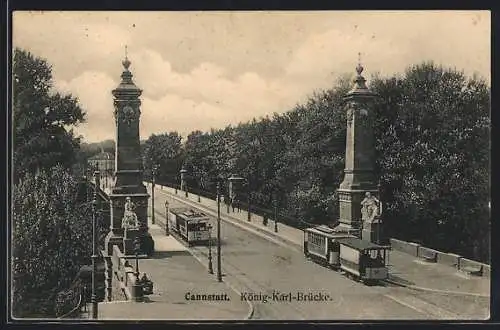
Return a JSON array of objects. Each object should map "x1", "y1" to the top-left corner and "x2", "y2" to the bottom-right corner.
[
  {"x1": 98, "y1": 221, "x2": 250, "y2": 320},
  {"x1": 150, "y1": 183, "x2": 490, "y2": 298}
]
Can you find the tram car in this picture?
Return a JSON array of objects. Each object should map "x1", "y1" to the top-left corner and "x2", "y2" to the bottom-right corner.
[
  {"x1": 168, "y1": 207, "x2": 210, "y2": 245},
  {"x1": 337, "y1": 237, "x2": 391, "y2": 284},
  {"x1": 303, "y1": 225, "x2": 356, "y2": 269}
]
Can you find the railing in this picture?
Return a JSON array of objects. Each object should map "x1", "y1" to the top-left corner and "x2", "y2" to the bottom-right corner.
[
  {"x1": 56, "y1": 278, "x2": 85, "y2": 319},
  {"x1": 151, "y1": 180, "x2": 318, "y2": 229}
]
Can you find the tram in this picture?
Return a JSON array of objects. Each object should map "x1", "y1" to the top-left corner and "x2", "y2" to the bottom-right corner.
[
  {"x1": 337, "y1": 237, "x2": 390, "y2": 284},
  {"x1": 303, "y1": 225, "x2": 391, "y2": 284},
  {"x1": 168, "y1": 207, "x2": 210, "y2": 245},
  {"x1": 303, "y1": 225, "x2": 356, "y2": 269}
]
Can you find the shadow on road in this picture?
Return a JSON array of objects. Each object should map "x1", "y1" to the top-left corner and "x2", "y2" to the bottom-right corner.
[
  {"x1": 386, "y1": 274, "x2": 416, "y2": 286},
  {"x1": 151, "y1": 250, "x2": 192, "y2": 259}
]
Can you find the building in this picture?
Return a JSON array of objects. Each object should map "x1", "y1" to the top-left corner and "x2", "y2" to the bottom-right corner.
[{"x1": 87, "y1": 150, "x2": 114, "y2": 175}]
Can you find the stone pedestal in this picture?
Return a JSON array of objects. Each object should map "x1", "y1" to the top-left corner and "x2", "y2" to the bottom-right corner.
[
  {"x1": 123, "y1": 228, "x2": 140, "y2": 255},
  {"x1": 105, "y1": 192, "x2": 149, "y2": 256},
  {"x1": 362, "y1": 220, "x2": 383, "y2": 244},
  {"x1": 337, "y1": 188, "x2": 378, "y2": 231}
]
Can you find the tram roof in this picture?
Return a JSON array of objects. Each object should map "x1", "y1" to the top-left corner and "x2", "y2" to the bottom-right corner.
[
  {"x1": 305, "y1": 225, "x2": 356, "y2": 238},
  {"x1": 172, "y1": 208, "x2": 208, "y2": 219},
  {"x1": 337, "y1": 237, "x2": 391, "y2": 251}
]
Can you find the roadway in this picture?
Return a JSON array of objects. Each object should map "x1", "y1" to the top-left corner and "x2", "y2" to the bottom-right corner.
[{"x1": 148, "y1": 186, "x2": 489, "y2": 320}]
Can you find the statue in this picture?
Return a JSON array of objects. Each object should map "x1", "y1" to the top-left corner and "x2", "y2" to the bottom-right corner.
[
  {"x1": 361, "y1": 192, "x2": 382, "y2": 224},
  {"x1": 121, "y1": 197, "x2": 139, "y2": 229}
]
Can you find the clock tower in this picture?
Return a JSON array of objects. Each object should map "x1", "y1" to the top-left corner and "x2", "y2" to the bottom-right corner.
[{"x1": 105, "y1": 51, "x2": 150, "y2": 255}]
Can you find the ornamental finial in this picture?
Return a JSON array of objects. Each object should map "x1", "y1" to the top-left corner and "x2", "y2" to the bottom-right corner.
[
  {"x1": 122, "y1": 45, "x2": 131, "y2": 70},
  {"x1": 356, "y1": 52, "x2": 363, "y2": 76}
]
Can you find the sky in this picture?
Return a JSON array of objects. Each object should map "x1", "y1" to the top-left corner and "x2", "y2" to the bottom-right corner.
[{"x1": 13, "y1": 11, "x2": 490, "y2": 143}]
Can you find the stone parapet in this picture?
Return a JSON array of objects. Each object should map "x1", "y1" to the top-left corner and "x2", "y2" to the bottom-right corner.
[
  {"x1": 111, "y1": 245, "x2": 144, "y2": 302},
  {"x1": 390, "y1": 238, "x2": 490, "y2": 278}
]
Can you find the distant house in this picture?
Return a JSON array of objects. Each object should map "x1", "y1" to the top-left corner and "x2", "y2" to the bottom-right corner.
[{"x1": 87, "y1": 150, "x2": 114, "y2": 175}]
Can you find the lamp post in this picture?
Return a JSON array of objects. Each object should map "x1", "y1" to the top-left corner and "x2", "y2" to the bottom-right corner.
[
  {"x1": 198, "y1": 178, "x2": 201, "y2": 203},
  {"x1": 91, "y1": 171, "x2": 100, "y2": 319},
  {"x1": 180, "y1": 167, "x2": 188, "y2": 198},
  {"x1": 207, "y1": 223, "x2": 214, "y2": 274},
  {"x1": 247, "y1": 179, "x2": 251, "y2": 222},
  {"x1": 164, "y1": 200, "x2": 170, "y2": 236},
  {"x1": 152, "y1": 165, "x2": 158, "y2": 225},
  {"x1": 273, "y1": 192, "x2": 278, "y2": 233},
  {"x1": 216, "y1": 181, "x2": 222, "y2": 282},
  {"x1": 228, "y1": 173, "x2": 244, "y2": 214},
  {"x1": 133, "y1": 236, "x2": 141, "y2": 282},
  {"x1": 104, "y1": 154, "x2": 108, "y2": 189}
]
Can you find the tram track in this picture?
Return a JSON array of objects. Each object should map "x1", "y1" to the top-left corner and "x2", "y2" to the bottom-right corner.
[
  {"x1": 152, "y1": 198, "x2": 311, "y2": 319},
  {"x1": 150, "y1": 188, "x2": 466, "y2": 320}
]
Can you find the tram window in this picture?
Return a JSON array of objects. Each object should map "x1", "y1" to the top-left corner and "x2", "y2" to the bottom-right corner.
[{"x1": 188, "y1": 222, "x2": 207, "y2": 231}]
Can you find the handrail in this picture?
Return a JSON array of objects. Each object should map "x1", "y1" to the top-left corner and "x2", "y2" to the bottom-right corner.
[
  {"x1": 56, "y1": 277, "x2": 84, "y2": 319},
  {"x1": 150, "y1": 180, "x2": 318, "y2": 229},
  {"x1": 57, "y1": 291, "x2": 83, "y2": 319}
]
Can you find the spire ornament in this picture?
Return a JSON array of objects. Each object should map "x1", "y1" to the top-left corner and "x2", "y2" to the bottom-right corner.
[
  {"x1": 122, "y1": 45, "x2": 131, "y2": 71},
  {"x1": 356, "y1": 52, "x2": 364, "y2": 76},
  {"x1": 346, "y1": 52, "x2": 374, "y2": 96}
]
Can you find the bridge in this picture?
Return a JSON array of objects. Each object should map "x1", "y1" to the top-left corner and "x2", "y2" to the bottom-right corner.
[
  {"x1": 76, "y1": 178, "x2": 489, "y2": 320},
  {"x1": 70, "y1": 55, "x2": 490, "y2": 321}
]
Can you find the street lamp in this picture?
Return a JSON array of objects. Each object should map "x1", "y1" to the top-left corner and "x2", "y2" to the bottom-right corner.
[
  {"x1": 197, "y1": 176, "x2": 201, "y2": 203},
  {"x1": 216, "y1": 180, "x2": 222, "y2": 282},
  {"x1": 152, "y1": 165, "x2": 158, "y2": 225},
  {"x1": 180, "y1": 167, "x2": 188, "y2": 198},
  {"x1": 247, "y1": 179, "x2": 251, "y2": 222},
  {"x1": 228, "y1": 173, "x2": 244, "y2": 213},
  {"x1": 164, "y1": 200, "x2": 170, "y2": 236},
  {"x1": 133, "y1": 236, "x2": 141, "y2": 282},
  {"x1": 91, "y1": 171, "x2": 100, "y2": 319},
  {"x1": 273, "y1": 192, "x2": 279, "y2": 233},
  {"x1": 207, "y1": 223, "x2": 214, "y2": 274}
]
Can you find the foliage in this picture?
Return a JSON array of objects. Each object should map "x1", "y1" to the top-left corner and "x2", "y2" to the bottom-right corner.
[
  {"x1": 371, "y1": 62, "x2": 490, "y2": 261},
  {"x1": 142, "y1": 62, "x2": 489, "y2": 262},
  {"x1": 12, "y1": 166, "x2": 93, "y2": 317},
  {"x1": 13, "y1": 48, "x2": 86, "y2": 182},
  {"x1": 142, "y1": 132, "x2": 184, "y2": 182}
]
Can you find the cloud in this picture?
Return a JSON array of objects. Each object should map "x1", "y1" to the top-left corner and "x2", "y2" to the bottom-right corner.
[
  {"x1": 53, "y1": 70, "x2": 118, "y2": 141},
  {"x1": 13, "y1": 11, "x2": 490, "y2": 143}
]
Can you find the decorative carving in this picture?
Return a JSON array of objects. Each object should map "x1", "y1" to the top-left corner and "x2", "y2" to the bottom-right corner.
[
  {"x1": 113, "y1": 104, "x2": 139, "y2": 126},
  {"x1": 338, "y1": 192, "x2": 352, "y2": 202},
  {"x1": 121, "y1": 106, "x2": 137, "y2": 126},
  {"x1": 361, "y1": 192, "x2": 382, "y2": 224},
  {"x1": 121, "y1": 197, "x2": 139, "y2": 229},
  {"x1": 346, "y1": 107, "x2": 354, "y2": 127}
]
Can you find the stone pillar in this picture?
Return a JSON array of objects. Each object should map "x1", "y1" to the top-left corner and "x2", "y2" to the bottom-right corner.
[
  {"x1": 105, "y1": 52, "x2": 150, "y2": 256},
  {"x1": 336, "y1": 62, "x2": 380, "y2": 235}
]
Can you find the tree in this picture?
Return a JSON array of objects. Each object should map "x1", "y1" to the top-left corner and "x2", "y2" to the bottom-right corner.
[
  {"x1": 142, "y1": 132, "x2": 183, "y2": 183},
  {"x1": 13, "y1": 48, "x2": 86, "y2": 182},
  {"x1": 12, "y1": 166, "x2": 93, "y2": 317},
  {"x1": 371, "y1": 62, "x2": 490, "y2": 261}
]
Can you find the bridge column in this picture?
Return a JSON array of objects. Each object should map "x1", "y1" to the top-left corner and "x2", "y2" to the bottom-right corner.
[
  {"x1": 335, "y1": 61, "x2": 381, "y2": 239},
  {"x1": 104, "y1": 50, "x2": 151, "y2": 256}
]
